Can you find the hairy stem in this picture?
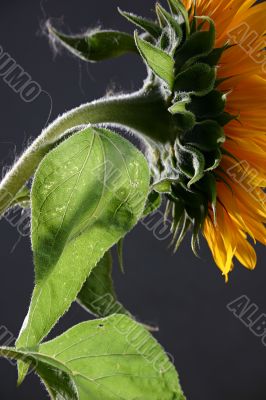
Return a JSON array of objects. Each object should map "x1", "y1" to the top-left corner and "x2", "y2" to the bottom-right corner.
[{"x1": 0, "y1": 88, "x2": 175, "y2": 215}]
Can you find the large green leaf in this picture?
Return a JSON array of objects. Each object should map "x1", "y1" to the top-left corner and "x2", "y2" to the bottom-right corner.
[
  {"x1": 16, "y1": 127, "x2": 150, "y2": 382},
  {"x1": 1, "y1": 315, "x2": 185, "y2": 400},
  {"x1": 77, "y1": 251, "x2": 127, "y2": 317},
  {"x1": 47, "y1": 23, "x2": 137, "y2": 62}
]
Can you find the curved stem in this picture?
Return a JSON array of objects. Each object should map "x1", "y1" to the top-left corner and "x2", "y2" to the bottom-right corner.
[{"x1": 0, "y1": 88, "x2": 175, "y2": 215}]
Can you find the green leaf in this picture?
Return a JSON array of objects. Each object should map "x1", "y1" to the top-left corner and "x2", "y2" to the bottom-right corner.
[
  {"x1": 38, "y1": 362, "x2": 79, "y2": 400},
  {"x1": 16, "y1": 126, "x2": 150, "y2": 382},
  {"x1": 47, "y1": 22, "x2": 137, "y2": 62},
  {"x1": 0, "y1": 347, "x2": 79, "y2": 399},
  {"x1": 2, "y1": 315, "x2": 186, "y2": 400},
  {"x1": 134, "y1": 32, "x2": 175, "y2": 89},
  {"x1": 174, "y1": 63, "x2": 216, "y2": 96},
  {"x1": 182, "y1": 120, "x2": 225, "y2": 151},
  {"x1": 118, "y1": 9, "x2": 162, "y2": 38},
  {"x1": 117, "y1": 238, "x2": 125, "y2": 273},
  {"x1": 77, "y1": 252, "x2": 127, "y2": 317},
  {"x1": 143, "y1": 190, "x2": 162, "y2": 216}
]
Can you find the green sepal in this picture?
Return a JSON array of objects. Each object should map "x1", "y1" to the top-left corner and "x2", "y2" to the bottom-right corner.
[
  {"x1": 47, "y1": 23, "x2": 137, "y2": 62},
  {"x1": 143, "y1": 190, "x2": 162, "y2": 216},
  {"x1": 173, "y1": 183, "x2": 206, "y2": 209},
  {"x1": 180, "y1": 191, "x2": 207, "y2": 225},
  {"x1": 159, "y1": 30, "x2": 172, "y2": 52},
  {"x1": 175, "y1": 16, "x2": 216, "y2": 71},
  {"x1": 168, "y1": 0, "x2": 190, "y2": 37},
  {"x1": 171, "y1": 184, "x2": 208, "y2": 250},
  {"x1": 156, "y1": 3, "x2": 169, "y2": 27},
  {"x1": 213, "y1": 111, "x2": 238, "y2": 126},
  {"x1": 118, "y1": 9, "x2": 162, "y2": 39},
  {"x1": 191, "y1": 228, "x2": 200, "y2": 257},
  {"x1": 134, "y1": 32, "x2": 175, "y2": 89},
  {"x1": 199, "y1": 44, "x2": 231, "y2": 66},
  {"x1": 187, "y1": 90, "x2": 226, "y2": 119},
  {"x1": 188, "y1": 197, "x2": 208, "y2": 256},
  {"x1": 153, "y1": 178, "x2": 175, "y2": 194},
  {"x1": 196, "y1": 173, "x2": 217, "y2": 218},
  {"x1": 168, "y1": 99, "x2": 196, "y2": 130},
  {"x1": 169, "y1": 179, "x2": 210, "y2": 255},
  {"x1": 157, "y1": 25, "x2": 179, "y2": 55},
  {"x1": 173, "y1": 216, "x2": 191, "y2": 253},
  {"x1": 182, "y1": 120, "x2": 225, "y2": 151},
  {"x1": 189, "y1": 201, "x2": 207, "y2": 256},
  {"x1": 190, "y1": 208, "x2": 204, "y2": 257},
  {"x1": 175, "y1": 143, "x2": 205, "y2": 187},
  {"x1": 164, "y1": 199, "x2": 173, "y2": 224},
  {"x1": 155, "y1": 3, "x2": 183, "y2": 45},
  {"x1": 174, "y1": 63, "x2": 216, "y2": 96},
  {"x1": 215, "y1": 76, "x2": 232, "y2": 89},
  {"x1": 170, "y1": 198, "x2": 185, "y2": 240},
  {"x1": 189, "y1": 2, "x2": 197, "y2": 33},
  {"x1": 204, "y1": 148, "x2": 222, "y2": 171},
  {"x1": 214, "y1": 171, "x2": 234, "y2": 194},
  {"x1": 221, "y1": 147, "x2": 240, "y2": 164}
]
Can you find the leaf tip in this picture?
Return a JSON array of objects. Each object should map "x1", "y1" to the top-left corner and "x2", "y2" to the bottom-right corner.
[{"x1": 17, "y1": 362, "x2": 29, "y2": 387}]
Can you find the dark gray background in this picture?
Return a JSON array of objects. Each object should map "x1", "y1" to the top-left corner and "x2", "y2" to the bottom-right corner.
[{"x1": 0, "y1": 1, "x2": 265, "y2": 399}]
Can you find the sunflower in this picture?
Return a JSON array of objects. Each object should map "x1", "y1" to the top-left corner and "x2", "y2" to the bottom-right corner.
[
  {"x1": 128, "y1": 0, "x2": 266, "y2": 280},
  {"x1": 180, "y1": 0, "x2": 266, "y2": 280},
  {"x1": 119, "y1": 0, "x2": 266, "y2": 280}
]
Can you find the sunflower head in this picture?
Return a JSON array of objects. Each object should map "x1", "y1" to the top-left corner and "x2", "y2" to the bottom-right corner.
[
  {"x1": 120, "y1": 0, "x2": 237, "y2": 256},
  {"x1": 121, "y1": 0, "x2": 266, "y2": 280}
]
